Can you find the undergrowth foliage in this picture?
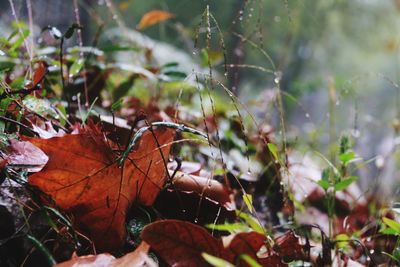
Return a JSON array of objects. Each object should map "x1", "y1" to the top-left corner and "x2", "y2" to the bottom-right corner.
[{"x1": 0, "y1": 1, "x2": 399, "y2": 266}]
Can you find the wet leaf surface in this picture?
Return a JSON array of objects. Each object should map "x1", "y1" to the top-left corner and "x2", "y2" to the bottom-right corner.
[{"x1": 27, "y1": 126, "x2": 175, "y2": 250}]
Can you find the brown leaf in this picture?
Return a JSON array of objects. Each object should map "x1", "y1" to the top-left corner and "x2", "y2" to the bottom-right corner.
[
  {"x1": 2, "y1": 139, "x2": 48, "y2": 172},
  {"x1": 141, "y1": 220, "x2": 269, "y2": 267},
  {"x1": 26, "y1": 61, "x2": 48, "y2": 91},
  {"x1": 223, "y1": 232, "x2": 267, "y2": 266},
  {"x1": 274, "y1": 231, "x2": 307, "y2": 262},
  {"x1": 56, "y1": 242, "x2": 154, "y2": 267},
  {"x1": 138, "y1": 10, "x2": 174, "y2": 30},
  {"x1": 141, "y1": 220, "x2": 224, "y2": 267},
  {"x1": 171, "y1": 170, "x2": 234, "y2": 209},
  {"x1": 228, "y1": 232, "x2": 267, "y2": 262},
  {"x1": 27, "y1": 127, "x2": 175, "y2": 250}
]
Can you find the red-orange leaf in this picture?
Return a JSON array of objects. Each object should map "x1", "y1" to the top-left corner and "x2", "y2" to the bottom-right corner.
[
  {"x1": 141, "y1": 220, "x2": 269, "y2": 267},
  {"x1": 28, "y1": 127, "x2": 175, "y2": 250},
  {"x1": 138, "y1": 10, "x2": 174, "y2": 30},
  {"x1": 274, "y1": 231, "x2": 307, "y2": 262},
  {"x1": 223, "y1": 232, "x2": 267, "y2": 264},
  {"x1": 141, "y1": 220, "x2": 224, "y2": 267}
]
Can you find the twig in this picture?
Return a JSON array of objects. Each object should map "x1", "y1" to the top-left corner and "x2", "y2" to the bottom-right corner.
[{"x1": 0, "y1": 116, "x2": 39, "y2": 136}]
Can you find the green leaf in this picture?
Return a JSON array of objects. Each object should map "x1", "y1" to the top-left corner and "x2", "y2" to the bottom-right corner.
[
  {"x1": 27, "y1": 235, "x2": 56, "y2": 266},
  {"x1": 238, "y1": 254, "x2": 262, "y2": 267},
  {"x1": 202, "y1": 253, "x2": 235, "y2": 267},
  {"x1": 43, "y1": 206, "x2": 79, "y2": 244},
  {"x1": 161, "y1": 62, "x2": 179, "y2": 69},
  {"x1": 383, "y1": 217, "x2": 400, "y2": 234},
  {"x1": 205, "y1": 222, "x2": 248, "y2": 233},
  {"x1": 237, "y1": 211, "x2": 265, "y2": 234},
  {"x1": 267, "y1": 143, "x2": 278, "y2": 161},
  {"x1": 9, "y1": 29, "x2": 30, "y2": 52},
  {"x1": 314, "y1": 151, "x2": 340, "y2": 177},
  {"x1": 335, "y1": 233, "x2": 349, "y2": 249},
  {"x1": 64, "y1": 23, "x2": 82, "y2": 39},
  {"x1": 69, "y1": 58, "x2": 84, "y2": 76},
  {"x1": 339, "y1": 151, "x2": 355, "y2": 165},
  {"x1": 7, "y1": 29, "x2": 20, "y2": 41},
  {"x1": 113, "y1": 76, "x2": 136, "y2": 100},
  {"x1": 339, "y1": 135, "x2": 351, "y2": 154},
  {"x1": 318, "y1": 179, "x2": 331, "y2": 191},
  {"x1": 22, "y1": 96, "x2": 59, "y2": 119},
  {"x1": 334, "y1": 176, "x2": 358, "y2": 191},
  {"x1": 56, "y1": 104, "x2": 67, "y2": 126},
  {"x1": 161, "y1": 71, "x2": 187, "y2": 81},
  {"x1": 0, "y1": 61, "x2": 15, "y2": 72},
  {"x1": 380, "y1": 228, "x2": 398, "y2": 235},
  {"x1": 243, "y1": 193, "x2": 253, "y2": 212},
  {"x1": 111, "y1": 98, "x2": 123, "y2": 111}
]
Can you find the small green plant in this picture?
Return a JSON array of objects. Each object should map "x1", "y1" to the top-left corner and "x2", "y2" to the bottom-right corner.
[
  {"x1": 316, "y1": 135, "x2": 359, "y2": 237},
  {"x1": 380, "y1": 215, "x2": 400, "y2": 264}
]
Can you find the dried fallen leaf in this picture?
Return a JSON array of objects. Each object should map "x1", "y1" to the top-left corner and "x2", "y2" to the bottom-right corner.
[
  {"x1": 56, "y1": 242, "x2": 155, "y2": 267},
  {"x1": 1, "y1": 139, "x2": 48, "y2": 172},
  {"x1": 26, "y1": 61, "x2": 48, "y2": 90},
  {"x1": 274, "y1": 231, "x2": 307, "y2": 262},
  {"x1": 27, "y1": 126, "x2": 175, "y2": 250},
  {"x1": 138, "y1": 10, "x2": 174, "y2": 30},
  {"x1": 141, "y1": 220, "x2": 272, "y2": 267},
  {"x1": 222, "y1": 232, "x2": 267, "y2": 265},
  {"x1": 170, "y1": 170, "x2": 234, "y2": 209},
  {"x1": 141, "y1": 220, "x2": 223, "y2": 267}
]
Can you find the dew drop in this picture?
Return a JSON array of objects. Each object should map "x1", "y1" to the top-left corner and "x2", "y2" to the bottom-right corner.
[
  {"x1": 273, "y1": 71, "x2": 282, "y2": 84},
  {"x1": 305, "y1": 113, "x2": 310, "y2": 118},
  {"x1": 192, "y1": 51, "x2": 196, "y2": 55},
  {"x1": 194, "y1": 218, "x2": 198, "y2": 223},
  {"x1": 224, "y1": 72, "x2": 228, "y2": 77},
  {"x1": 351, "y1": 129, "x2": 360, "y2": 138}
]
